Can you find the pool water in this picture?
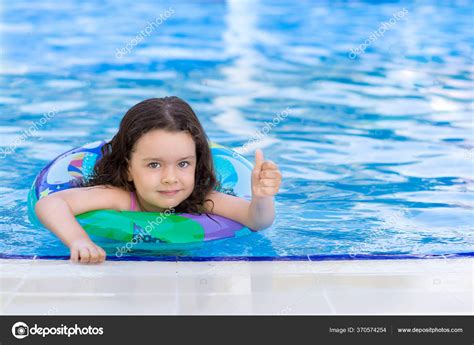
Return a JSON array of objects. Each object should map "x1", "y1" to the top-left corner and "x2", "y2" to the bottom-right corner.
[{"x1": 1, "y1": 1, "x2": 473, "y2": 259}]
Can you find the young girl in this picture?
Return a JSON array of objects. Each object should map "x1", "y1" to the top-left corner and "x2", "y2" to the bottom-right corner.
[{"x1": 35, "y1": 97, "x2": 282, "y2": 264}]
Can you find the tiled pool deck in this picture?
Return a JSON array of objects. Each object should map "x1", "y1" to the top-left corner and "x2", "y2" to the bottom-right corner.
[{"x1": 1, "y1": 258, "x2": 471, "y2": 315}]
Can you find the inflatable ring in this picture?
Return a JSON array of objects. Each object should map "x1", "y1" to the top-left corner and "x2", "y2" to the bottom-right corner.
[{"x1": 28, "y1": 141, "x2": 254, "y2": 251}]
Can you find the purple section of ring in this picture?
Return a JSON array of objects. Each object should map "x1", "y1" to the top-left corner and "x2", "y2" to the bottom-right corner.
[
  {"x1": 182, "y1": 213, "x2": 244, "y2": 241},
  {"x1": 34, "y1": 141, "x2": 105, "y2": 199}
]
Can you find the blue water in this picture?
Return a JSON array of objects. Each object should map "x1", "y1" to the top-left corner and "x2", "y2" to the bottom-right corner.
[{"x1": 1, "y1": 0, "x2": 473, "y2": 260}]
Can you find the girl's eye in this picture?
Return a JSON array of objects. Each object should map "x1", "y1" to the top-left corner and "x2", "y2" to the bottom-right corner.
[
  {"x1": 148, "y1": 162, "x2": 161, "y2": 169},
  {"x1": 178, "y1": 161, "x2": 190, "y2": 168}
]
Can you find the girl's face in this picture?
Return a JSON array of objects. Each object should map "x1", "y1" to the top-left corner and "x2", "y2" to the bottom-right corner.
[{"x1": 127, "y1": 129, "x2": 196, "y2": 212}]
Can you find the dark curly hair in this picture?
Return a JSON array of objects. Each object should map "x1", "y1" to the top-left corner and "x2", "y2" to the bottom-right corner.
[{"x1": 84, "y1": 96, "x2": 218, "y2": 214}]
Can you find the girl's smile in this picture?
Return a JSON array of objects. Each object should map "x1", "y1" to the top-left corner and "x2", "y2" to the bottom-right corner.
[
  {"x1": 158, "y1": 189, "x2": 181, "y2": 197},
  {"x1": 127, "y1": 129, "x2": 196, "y2": 211}
]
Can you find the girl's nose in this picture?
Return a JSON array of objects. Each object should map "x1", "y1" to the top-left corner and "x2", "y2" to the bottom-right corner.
[{"x1": 161, "y1": 167, "x2": 178, "y2": 184}]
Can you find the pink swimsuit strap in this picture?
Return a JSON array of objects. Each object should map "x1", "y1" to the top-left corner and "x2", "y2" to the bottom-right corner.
[{"x1": 130, "y1": 191, "x2": 139, "y2": 211}]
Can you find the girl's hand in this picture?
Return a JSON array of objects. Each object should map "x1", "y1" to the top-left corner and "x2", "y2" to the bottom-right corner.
[
  {"x1": 70, "y1": 238, "x2": 106, "y2": 264},
  {"x1": 251, "y1": 149, "x2": 282, "y2": 198}
]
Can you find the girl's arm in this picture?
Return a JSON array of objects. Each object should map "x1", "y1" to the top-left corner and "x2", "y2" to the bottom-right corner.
[
  {"x1": 204, "y1": 192, "x2": 275, "y2": 231},
  {"x1": 35, "y1": 186, "x2": 130, "y2": 263},
  {"x1": 205, "y1": 149, "x2": 282, "y2": 231}
]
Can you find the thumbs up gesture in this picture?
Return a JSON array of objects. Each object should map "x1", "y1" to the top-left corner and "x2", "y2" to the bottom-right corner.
[{"x1": 251, "y1": 149, "x2": 282, "y2": 198}]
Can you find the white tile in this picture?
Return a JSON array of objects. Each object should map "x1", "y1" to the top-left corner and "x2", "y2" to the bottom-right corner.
[
  {"x1": 0, "y1": 260, "x2": 35, "y2": 277},
  {"x1": 177, "y1": 274, "x2": 252, "y2": 294},
  {"x1": 0, "y1": 277, "x2": 24, "y2": 293},
  {"x1": 1, "y1": 293, "x2": 178, "y2": 315},
  {"x1": 253, "y1": 291, "x2": 333, "y2": 315},
  {"x1": 16, "y1": 275, "x2": 178, "y2": 294},
  {"x1": 325, "y1": 289, "x2": 470, "y2": 315},
  {"x1": 177, "y1": 290, "x2": 333, "y2": 315},
  {"x1": 1, "y1": 258, "x2": 472, "y2": 315},
  {"x1": 178, "y1": 294, "x2": 253, "y2": 315}
]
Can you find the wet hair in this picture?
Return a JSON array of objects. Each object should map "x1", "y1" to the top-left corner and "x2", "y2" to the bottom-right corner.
[{"x1": 84, "y1": 96, "x2": 218, "y2": 214}]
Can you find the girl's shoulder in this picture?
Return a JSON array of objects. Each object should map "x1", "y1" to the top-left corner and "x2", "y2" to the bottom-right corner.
[{"x1": 83, "y1": 185, "x2": 132, "y2": 211}]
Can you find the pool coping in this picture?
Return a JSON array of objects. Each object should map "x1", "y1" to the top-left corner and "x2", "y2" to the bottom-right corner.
[
  {"x1": 1, "y1": 252, "x2": 473, "y2": 262},
  {"x1": 1, "y1": 258, "x2": 472, "y2": 315}
]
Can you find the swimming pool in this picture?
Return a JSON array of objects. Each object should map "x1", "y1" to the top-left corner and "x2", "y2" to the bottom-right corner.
[{"x1": 1, "y1": 0, "x2": 472, "y2": 260}]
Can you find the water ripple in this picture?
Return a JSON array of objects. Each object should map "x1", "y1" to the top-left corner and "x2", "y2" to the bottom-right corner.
[{"x1": 0, "y1": 0, "x2": 472, "y2": 257}]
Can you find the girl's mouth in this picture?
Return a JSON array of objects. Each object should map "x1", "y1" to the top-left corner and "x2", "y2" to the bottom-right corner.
[{"x1": 158, "y1": 190, "x2": 181, "y2": 197}]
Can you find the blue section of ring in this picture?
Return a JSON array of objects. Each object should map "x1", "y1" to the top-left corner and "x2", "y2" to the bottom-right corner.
[{"x1": 0, "y1": 252, "x2": 473, "y2": 261}]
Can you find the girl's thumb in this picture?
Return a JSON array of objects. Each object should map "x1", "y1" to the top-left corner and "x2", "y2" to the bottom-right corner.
[{"x1": 254, "y1": 149, "x2": 264, "y2": 172}]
